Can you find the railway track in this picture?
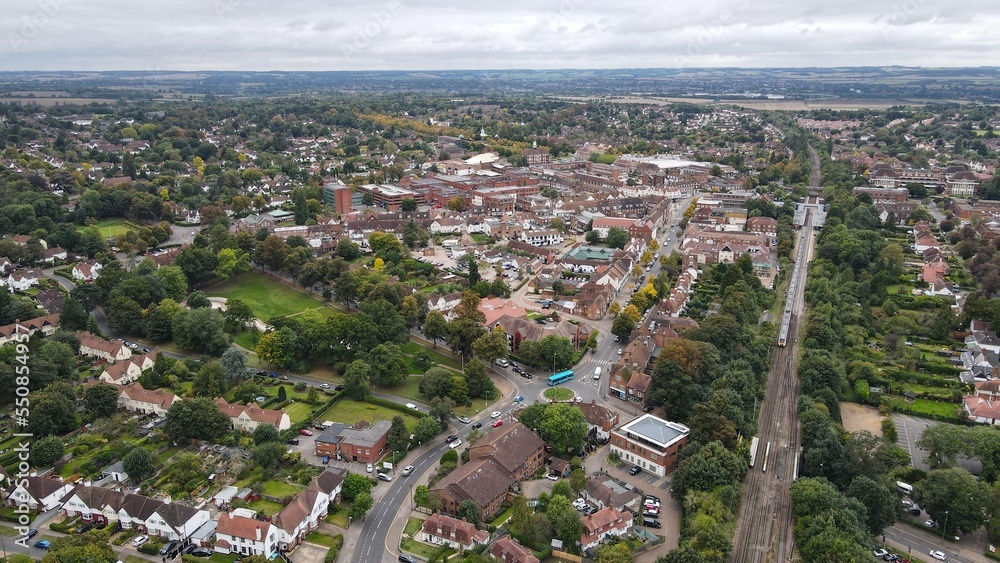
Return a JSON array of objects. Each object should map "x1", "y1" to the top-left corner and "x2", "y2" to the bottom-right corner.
[{"x1": 729, "y1": 207, "x2": 815, "y2": 563}]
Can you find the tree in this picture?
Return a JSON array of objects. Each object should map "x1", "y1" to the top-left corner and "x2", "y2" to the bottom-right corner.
[
  {"x1": 155, "y1": 265, "x2": 188, "y2": 301},
  {"x1": 256, "y1": 235, "x2": 289, "y2": 271},
  {"x1": 253, "y1": 442, "x2": 287, "y2": 470},
  {"x1": 27, "y1": 384, "x2": 77, "y2": 438},
  {"x1": 122, "y1": 447, "x2": 155, "y2": 480},
  {"x1": 540, "y1": 403, "x2": 588, "y2": 455},
  {"x1": 29, "y1": 436, "x2": 65, "y2": 467},
  {"x1": 846, "y1": 475, "x2": 897, "y2": 535},
  {"x1": 60, "y1": 297, "x2": 89, "y2": 332},
  {"x1": 366, "y1": 343, "x2": 408, "y2": 386},
  {"x1": 913, "y1": 467, "x2": 991, "y2": 535},
  {"x1": 569, "y1": 468, "x2": 587, "y2": 492},
  {"x1": 43, "y1": 528, "x2": 116, "y2": 563},
  {"x1": 447, "y1": 196, "x2": 467, "y2": 211},
  {"x1": 350, "y1": 491, "x2": 373, "y2": 520},
  {"x1": 193, "y1": 361, "x2": 228, "y2": 397},
  {"x1": 537, "y1": 335, "x2": 574, "y2": 371},
  {"x1": 387, "y1": 415, "x2": 410, "y2": 454},
  {"x1": 107, "y1": 295, "x2": 144, "y2": 336},
  {"x1": 342, "y1": 473, "x2": 374, "y2": 502},
  {"x1": 336, "y1": 238, "x2": 361, "y2": 261},
  {"x1": 611, "y1": 313, "x2": 637, "y2": 343},
  {"x1": 175, "y1": 246, "x2": 219, "y2": 284},
  {"x1": 424, "y1": 310, "x2": 448, "y2": 348},
  {"x1": 473, "y1": 327, "x2": 509, "y2": 365},
  {"x1": 173, "y1": 307, "x2": 231, "y2": 356},
  {"x1": 419, "y1": 367, "x2": 454, "y2": 400},
  {"x1": 253, "y1": 423, "x2": 281, "y2": 445},
  {"x1": 463, "y1": 359, "x2": 492, "y2": 399},
  {"x1": 307, "y1": 387, "x2": 319, "y2": 404},
  {"x1": 467, "y1": 256, "x2": 481, "y2": 285},
  {"x1": 401, "y1": 295, "x2": 421, "y2": 327},
  {"x1": 547, "y1": 494, "x2": 584, "y2": 547},
  {"x1": 458, "y1": 499, "x2": 480, "y2": 526},
  {"x1": 671, "y1": 441, "x2": 749, "y2": 500},
  {"x1": 216, "y1": 248, "x2": 250, "y2": 280},
  {"x1": 430, "y1": 397, "x2": 455, "y2": 428},
  {"x1": 217, "y1": 345, "x2": 249, "y2": 384},
  {"x1": 606, "y1": 226, "x2": 629, "y2": 249},
  {"x1": 343, "y1": 360, "x2": 372, "y2": 400},
  {"x1": 593, "y1": 543, "x2": 633, "y2": 563},
  {"x1": 446, "y1": 317, "x2": 486, "y2": 358},
  {"x1": 164, "y1": 398, "x2": 231, "y2": 441},
  {"x1": 224, "y1": 299, "x2": 255, "y2": 330},
  {"x1": 401, "y1": 198, "x2": 417, "y2": 212},
  {"x1": 413, "y1": 416, "x2": 442, "y2": 444},
  {"x1": 83, "y1": 383, "x2": 120, "y2": 421}
]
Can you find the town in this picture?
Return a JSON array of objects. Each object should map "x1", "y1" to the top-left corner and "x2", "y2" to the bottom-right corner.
[{"x1": 0, "y1": 82, "x2": 998, "y2": 563}]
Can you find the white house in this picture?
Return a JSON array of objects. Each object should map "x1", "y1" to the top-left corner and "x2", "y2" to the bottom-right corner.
[
  {"x1": 579, "y1": 506, "x2": 633, "y2": 551},
  {"x1": 6, "y1": 268, "x2": 43, "y2": 292},
  {"x1": 72, "y1": 261, "x2": 103, "y2": 282},
  {"x1": 215, "y1": 399, "x2": 291, "y2": 432},
  {"x1": 215, "y1": 511, "x2": 280, "y2": 557},
  {"x1": 420, "y1": 514, "x2": 489, "y2": 551},
  {"x1": 6, "y1": 476, "x2": 74, "y2": 511},
  {"x1": 78, "y1": 331, "x2": 132, "y2": 362},
  {"x1": 99, "y1": 353, "x2": 155, "y2": 385},
  {"x1": 272, "y1": 484, "x2": 330, "y2": 549},
  {"x1": 519, "y1": 229, "x2": 563, "y2": 247},
  {"x1": 118, "y1": 384, "x2": 179, "y2": 416}
]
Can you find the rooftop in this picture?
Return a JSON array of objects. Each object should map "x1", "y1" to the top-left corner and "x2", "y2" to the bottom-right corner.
[{"x1": 617, "y1": 414, "x2": 689, "y2": 448}]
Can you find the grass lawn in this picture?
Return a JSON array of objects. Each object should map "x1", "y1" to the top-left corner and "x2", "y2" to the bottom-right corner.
[
  {"x1": 401, "y1": 538, "x2": 453, "y2": 560},
  {"x1": 381, "y1": 376, "x2": 425, "y2": 405},
  {"x1": 401, "y1": 341, "x2": 461, "y2": 370},
  {"x1": 153, "y1": 445, "x2": 184, "y2": 466},
  {"x1": 284, "y1": 401, "x2": 314, "y2": 424},
  {"x1": 887, "y1": 397, "x2": 960, "y2": 419},
  {"x1": 0, "y1": 523, "x2": 19, "y2": 536},
  {"x1": 234, "y1": 330, "x2": 259, "y2": 352},
  {"x1": 317, "y1": 399, "x2": 422, "y2": 432},
  {"x1": 544, "y1": 387, "x2": 575, "y2": 401},
  {"x1": 305, "y1": 532, "x2": 340, "y2": 547},
  {"x1": 124, "y1": 556, "x2": 148, "y2": 563},
  {"x1": 78, "y1": 218, "x2": 134, "y2": 238},
  {"x1": 325, "y1": 506, "x2": 350, "y2": 528},
  {"x1": 260, "y1": 480, "x2": 304, "y2": 498},
  {"x1": 248, "y1": 498, "x2": 285, "y2": 515},
  {"x1": 206, "y1": 273, "x2": 324, "y2": 321},
  {"x1": 403, "y1": 517, "x2": 424, "y2": 536}
]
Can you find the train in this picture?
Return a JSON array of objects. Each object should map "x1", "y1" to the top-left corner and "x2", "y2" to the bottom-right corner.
[{"x1": 778, "y1": 210, "x2": 811, "y2": 347}]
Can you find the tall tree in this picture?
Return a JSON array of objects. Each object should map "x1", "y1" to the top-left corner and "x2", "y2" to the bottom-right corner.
[
  {"x1": 423, "y1": 310, "x2": 448, "y2": 348},
  {"x1": 343, "y1": 360, "x2": 372, "y2": 400}
]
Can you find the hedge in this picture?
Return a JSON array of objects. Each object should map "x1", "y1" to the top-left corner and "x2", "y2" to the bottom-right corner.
[{"x1": 323, "y1": 534, "x2": 344, "y2": 563}]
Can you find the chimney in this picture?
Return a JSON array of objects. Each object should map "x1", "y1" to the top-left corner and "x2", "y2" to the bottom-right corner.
[
  {"x1": 256, "y1": 526, "x2": 262, "y2": 541},
  {"x1": 84, "y1": 479, "x2": 92, "y2": 487},
  {"x1": 163, "y1": 495, "x2": 171, "y2": 504}
]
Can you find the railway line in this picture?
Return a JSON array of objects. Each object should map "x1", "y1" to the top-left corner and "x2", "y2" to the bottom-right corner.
[{"x1": 729, "y1": 200, "x2": 817, "y2": 563}]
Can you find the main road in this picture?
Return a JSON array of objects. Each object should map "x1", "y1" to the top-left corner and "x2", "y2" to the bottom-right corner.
[{"x1": 729, "y1": 205, "x2": 816, "y2": 563}]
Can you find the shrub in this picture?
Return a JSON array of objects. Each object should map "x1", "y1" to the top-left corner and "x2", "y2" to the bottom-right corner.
[
  {"x1": 881, "y1": 418, "x2": 898, "y2": 443},
  {"x1": 138, "y1": 541, "x2": 161, "y2": 555},
  {"x1": 323, "y1": 534, "x2": 344, "y2": 563}
]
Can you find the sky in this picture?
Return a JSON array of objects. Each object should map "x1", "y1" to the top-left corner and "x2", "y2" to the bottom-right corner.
[{"x1": 3, "y1": 0, "x2": 999, "y2": 71}]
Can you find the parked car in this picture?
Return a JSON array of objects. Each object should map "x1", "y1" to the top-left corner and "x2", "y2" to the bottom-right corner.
[
  {"x1": 190, "y1": 548, "x2": 213, "y2": 558},
  {"x1": 132, "y1": 535, "x2": 150, "y2": 547},
  {"x1": 366, "y1": 463, "x2": 374, "y2": 473},
  {"x1": 457, "y1": 416, "x2": 471, "y2": 424},
  {"x1": 629, "y1": 465, "x2": 642, "y2": 475},
  {"x1": 287, "y1": 438, "x2": 300, "y2": 445},
  {"x1": 617, "y1": 348, "x2": 623, "y2": 355},
  {"x1": 320, "y1": 383, "x2": 330, "y2": 389},
  {"x1": 545, "y1": 474, "x2": 559, "y2": 481},
  {"x1": 643, "y1": 511, "x2": 659, "y2": 519},
  {"x1": 472, "y1": 422, "x2": 483, "y2": 429},
  {"x1": 643, "y1": 405, "x2": 655, "y2": 413},
  {"x1": 20, "y1": 529, "x2": 38, "y2": 540},
  {"x1": 300, "y1": 429, "x2": 313, "y2": 436},
  {"x1": 449, "y1": 439, "x2": 462, "y2": 449},
  {"x1": 399, "y1": 555, "x2": 417, "y2": 563},
  {"x1": 642, "y1": 518, "x2": 661, "y2": 529},
  {"x1": 513, "y1": 395, "x2": 524, "y2": 403},
  {"x1": 377, "y1": 472, "x2": 392, "y2": 482},
  {"x1": 33, "y1": 540, "x2": 51, "y2": 550},
  {"x1": 269, "y1": 372, "x2": 278, "y2": 378},
  {"x1": 160, "y1": 541, "x2": 178, "y2": 555},
  {"x1": 445, "y1": 435, "x2": 458, "y2": 443},
  {"x1": 906, "y1": 507, "x2": 921, "y2": 515},
  {"x1": 490, "y1": 411, "x2": 501, "y2": 418},
  {"x1": 402, "y1": 465, "x2": 415, "y2": 477},
  {"x1": 280, "y1": 375, "x2": 289, "y2": 380},
  {"x1": 929, "y1": 550, "x2": 947, "y2": 561},
  {"x1": 322, "y1": 456, "x2": 330, "y2": 464},
  {"x1": 544, "y1": 444, "x2": 553, "y2": 453},
  {"x1": 492, "y1": 419, "x2": 504, "y2": 428},
  {"x1": 495, "y1": 358, "x2": 509, "y2": 367}
]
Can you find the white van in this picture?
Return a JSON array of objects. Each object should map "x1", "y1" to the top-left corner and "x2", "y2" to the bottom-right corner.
[
  {"x1": 593, "y1": 367, "x2": 602, "y2": 380},
  {"x1": 896, "y1": 481, "x2": 913, "y2": 495}
]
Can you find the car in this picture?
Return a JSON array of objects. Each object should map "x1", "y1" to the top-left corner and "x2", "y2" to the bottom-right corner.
[
  {"x1": 335, "y1": 385, "x2": 345, "y2": 391},
  {"x1": 406, "y1": 403, "x2": 420, "y2": 410},
  {"x1": 142, "y1": 347, "x2": 152, "y2": 353},
  {"x1": 472, "y1": 422, "x2": 483, "y2": 429},
  {"x1": 322, "y1": 456, "x2": 330, "y2": 464},
  {"x1": 320, "y1": 383, "x2": 330, "y2": 389},
  {"x1": 929, "y1": 550, "x2": 947, "y2": 561},
  {"x1": 132, "y1": 535, "x2": 150, "y2": 547},
  {"x1": 457, "y1": 416, "x2": 471, "y2": 424},
  {"x1": 643, "y1": 405, "x2": 655, "y2": 413},
  {"x1": 907, "y1": 507, "x2": 921, "y2": 515},
  {"x1": 20, "y1": 529, "x2": 38, "y2": 540},
  {"x1": 617, "y1": 348, "x2": 623, "y2": 355},
  {"x1": 614, "y1": 335, "x2": 620, "y2": 342},
  {"x1": 399, "y1": 555, "x2": 417, "y2": 563},
  {"x1": 280, "y1": 375, "x2": 289, "y2": 380},
  {"x1": 513, "y1": 395, "x2": 523, "y2": 403},
  {"x1": 545, "y1": 474, "x2": 559, "y2": 481},
  {"x1": 495, "y1": 358, "x2": 510, "y2": 367},
  {"x1": 300, "y1": 429, "x2": 313, "y2": 436},
  {"x1": 190, "y1": 548, "x2": 213, "y2": 558},
  {"x1": 645, "y1": 495, "x2": 660, "y2": 503},
  {"x1": 377, "y1": 472, "x2": 392, "y2": 482},
  {"x1": 643, "y1": 518, "x2": 661, "y2": 529},
  {"x1": 644, "y1": 500, "x2": 661, "y2": 509},
  {"x1": 287, "y1": 438, "x2": 300, "y2": 445},
  {"x1": 402, "y1": 465, "x2": 415, "y2": 477},
  {"x1": 77, "y1": 522, "x2": 95, "y2": 534},
  {"x1": 873, "y1": 549, "x2": 889, "y2": 558},
  {"x1": 544, "y1": 444, "x2": 553, "y2": 453},
  {"x1": 884, "y1": 555, "x2": 900, "y2": 562},
  {"x1": 449, "y1": 439, "x2": 462, "y2": 449},
  {"x1": 491, "y1": 411, "x2": 501, "y2": 418},
  {"x1": 492, "y1": 419, "x2": 504, "y2": 428},
  {"x1": 924, "y1": 520, "x2": 935, "y2": 528},
  {"x1": 901, "y1": 500, "x2": 914, "y2": 508},
  {"x1": 160, "y1": 541, "x2": 179, "y2": 555},
  {"x1": 445, "y1": 435, "x2": 458, "y2": 443},
  {"x1": 643, "y1": 511, "x2": 660, "y2": 519},
  {"x1": 586, "y1": 506, "x2": 598, "y2": 515},
  {"x1": 572, "y1": 498, "x2": 588, "y2": 508},
  {"x1": 33, "y1": 540, "x2": 51, "y2": 550},
  {"x1": 269, "y1": 372, "x2": 278, "y2": 378},
  {"x1": 366, "y1": 463, "x2": 374, "y2": 473},
  {"x1": 574, "y1": 396, "x2": 583, "y2": 403},
  {"x1": 629, "y1": 465, "x2": 641, "y2": 475}
]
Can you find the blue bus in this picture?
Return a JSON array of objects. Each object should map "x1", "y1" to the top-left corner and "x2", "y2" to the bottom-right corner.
[{"x1": 548, "y1": 370, "x2": 574, "y2": 386}]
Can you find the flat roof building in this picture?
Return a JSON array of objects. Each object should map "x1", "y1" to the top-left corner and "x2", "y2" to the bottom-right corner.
[{"x1": 609, "y1": 414, "x2": 689, "y2": 477}]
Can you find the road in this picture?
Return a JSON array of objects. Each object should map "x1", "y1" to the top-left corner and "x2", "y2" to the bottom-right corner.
[
  {"x1": 729, "y1": 204, "x2": 816, "y2": 563},
  {"x1": 884, "y1": 524, "x2": 986, "y2": 563}
]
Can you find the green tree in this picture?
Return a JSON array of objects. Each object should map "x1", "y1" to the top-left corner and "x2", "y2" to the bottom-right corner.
[
  {"x1": 414, "y1": 485, "x2": 431, "y2": 508},
  {"x1": 27, "y1": 384, "x2": 77, "y2": 438},
  {"x1": 83, "y1": 383, "x2": 120, "y2": 421},
  {"x1": 366, "y1": 343, "x2": 408, "y2": 387},
  {"x1": 412, "y1": 416, "x2": 442, "y2": 444},
  {"x1": 216, "y1": 248, "x2": 250, "y2": 280},
  {"x1": 122, "y1": 447, "x2": 155, "y2": 480},
  {"x1": 342, "y1": 473, "x2": 373, "y2": 502},
  {"x1": 155, "y1": 265, "x2": 188, "y2": 301},
  {"x1": 387, "y1": 415, "x2": 410, "y2": 454},
  {"x1": 220, "y1": 346, "x2": 248, "y2": 384},
  {"x1": 473, "y1": 326, "x2": 509, "y2": 364},
  {"x1": 193, "y1": 361, "x2": 228, "y2": 397},
  {"x1": 446, "y1": 317, "x2": 486, "y2": 358},
  {"x1": 611, "y1": 313, "x2": 637, "y2": 343},
  {"x1": 606, "y1": 226, "x2": 629, "y2": 249},
  {"x1": 463, "y1": 358, "x2": 492, "y2": 399},
  {"x1": 29, "y1": 436, "x2": 66, "y2": 467},
  {"x1": 671, "y1": 441, "x2": 749, "y2": 500},
  {"x1": 43, "y1": 528, "x2": 116, "y2": 563},
  {"x1": 458, "y1": 499, "x2": 480, "y2": 526},
  {"x1": 253, "y1": 423, "x2": 281, "y2": 445},
  {"x1": 547, "y1": 495, "x2": 584, "y2": 547},
  {"x1": 343, "y1": 360, "x2": 372, "y2": 400},
  {"x1": 540, "y1": 403, "x2": 588, "y2": 455},
  {"x1": 419, "y1": 367, "x2": 454, "y2": 400},
  {"x1": 224, "y1": 298, "x2": 255, "y2": 330},
  {"x1": 60, "y1": 297, "x2": 89, "y2": 332},
  {"x1": 401, "y1": 198, "x2": 417, "y2": 212},
  {"x1": 253, "y1": 442, "x2": 287, "y2": 470},
  {"x1": 350, "y1": 491, "x2": 373, "y2": 520},
  {"x1": 913, "y1": 467, "x2": 991, "y2": 535},
  {"x1": 164, "y1": 398, "x2": 231, "y2": 442},
  {"x1": 846, "y1": 475, "x2": 897, "y2": 535},
  {"x1": 593, "y1": 543, "x2": 633, "y2": 563},
  {"x1": 429, "y1": 397, "x2": 455, "y2": 428},
  {"x1": 423, "y1": 310, "x2": 449, "y2": 348},
  {"x1": 173, "y1": 307, "x2": 230, "y2": 356}
]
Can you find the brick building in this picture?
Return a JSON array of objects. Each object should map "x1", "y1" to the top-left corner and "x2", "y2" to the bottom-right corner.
[{"x1": 609, "y1": 414, "x2": 689, "y2": 477}]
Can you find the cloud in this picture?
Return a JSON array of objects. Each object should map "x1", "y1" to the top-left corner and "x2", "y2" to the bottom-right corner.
[{"x1": 1, "y1": 0, "x2": 998, "y2": 70}]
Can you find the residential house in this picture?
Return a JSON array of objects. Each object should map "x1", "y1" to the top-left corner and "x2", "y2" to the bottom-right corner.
[
  {"x1": 6, "y1": 476, "x2": 74, "y2": 511},
  {"x1": 214, "y1": 511, "x2": 280, "y2": 557},
  {"x1": 215, "y1": 399, "x2": 291, "y2": 432},
  {"x1": 272, "y1": 483, "x2": 330, "y2": 549},
  {"x1": 577, "y1": 401, "x2": 620, "y2": 441},
  {"x1": 99, "y1": 353, "x2": 155, "y2": 385},
  {"x1": 35, "y1": 289, "x2": 65, "y2": 314},
  {"x1": 316, "y1": 420, "x2": 391, "y2": 463},
  {"x1": 6, "y1": 268, "x2": 44, "y2": 292},
  {"x1": 72, "y1": 260, "x2": 103, "y2": 282},
  {"x1": 610, "y1": 414, "x2": 690, "y2": 477},
  {"x1": 118, "y1": 384, "x2": 179, "y2": 416},
  {"x1": 102, "y1": 461, "x2": 129, "y2": 483},
  {"x1": 0, "y1": 314, "x2": 60, "y2": 346},
  {"x1": 582, "y1": 476, "x2": 642, "y2": 513},
  {"x1": 39, "y1": 246, "x2": 67, "y2": 264},
  {"x1": 490, "y1": 537, "x2": 539, "y2": 563},
  {"x1": 420, "y1": 513, "x2": 489, "y2": 551},
  {"x1": 580, "y1": 506, "x2": 633, "y2": 552},
  {"x1": 315, "y1": 467, "x2": 347, "y2": 503},
  {"x1": 78, "y1": 331, "x2": 132, "y2": 362}
]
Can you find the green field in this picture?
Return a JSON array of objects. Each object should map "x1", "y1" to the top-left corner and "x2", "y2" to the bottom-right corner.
[
  {"x1": 401, "y1": 538, "x2": 453, "y2": 560},
  {"x1": 248, "y1": 498, "x2": 285, "y2": 515},
  {"x1": 543, "y1": 387, "x2": 574, "y2": 401},
  {"x1": 260, "y1": 480, "x2": 304, "y2": 498},
  {"x1": 206, "y1": 273, "x2": 326, "y2": 321},
  {"x1": 283, "y1": 401, "x2": 314, "y2": 423},
  {"x1": 404, "y1": 517, "x2": 424, "y2": 536},
  {"x1": 79, "y1": 218, "x2": 134, "y2": 238},
  {"x1": 887, "y1": 397, "x2": 961, "y2": 419},
  {"x1": 317, "y1": 399, "x2": 422, "y2": 432},
  {"x1": 401, "y1": 341, "x2": 461, "y2": 370}
]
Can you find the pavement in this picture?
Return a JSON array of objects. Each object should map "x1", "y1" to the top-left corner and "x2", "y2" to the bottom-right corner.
[{"x1": 892, "y1": 413, "x2": 982, "y2": 475}]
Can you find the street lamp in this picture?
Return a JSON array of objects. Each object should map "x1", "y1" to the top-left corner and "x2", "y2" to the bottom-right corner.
[{"x1": 941, "y1": 511, "x2": 949, "y2": 542}]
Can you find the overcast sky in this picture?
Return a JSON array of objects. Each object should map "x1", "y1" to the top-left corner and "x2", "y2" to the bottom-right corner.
[{"x1": 3, "y1": 0, "x2": 998, "y2": 71}]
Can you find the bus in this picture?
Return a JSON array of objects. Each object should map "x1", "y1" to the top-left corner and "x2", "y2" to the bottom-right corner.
[{"x1": 548, "y1": 370, "x2": 574, "y2": 386}]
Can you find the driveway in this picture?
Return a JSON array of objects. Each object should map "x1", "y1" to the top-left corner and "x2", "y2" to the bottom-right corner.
[{"x1": 290, "y1": 541, "x2": 329, "y2": 563}]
